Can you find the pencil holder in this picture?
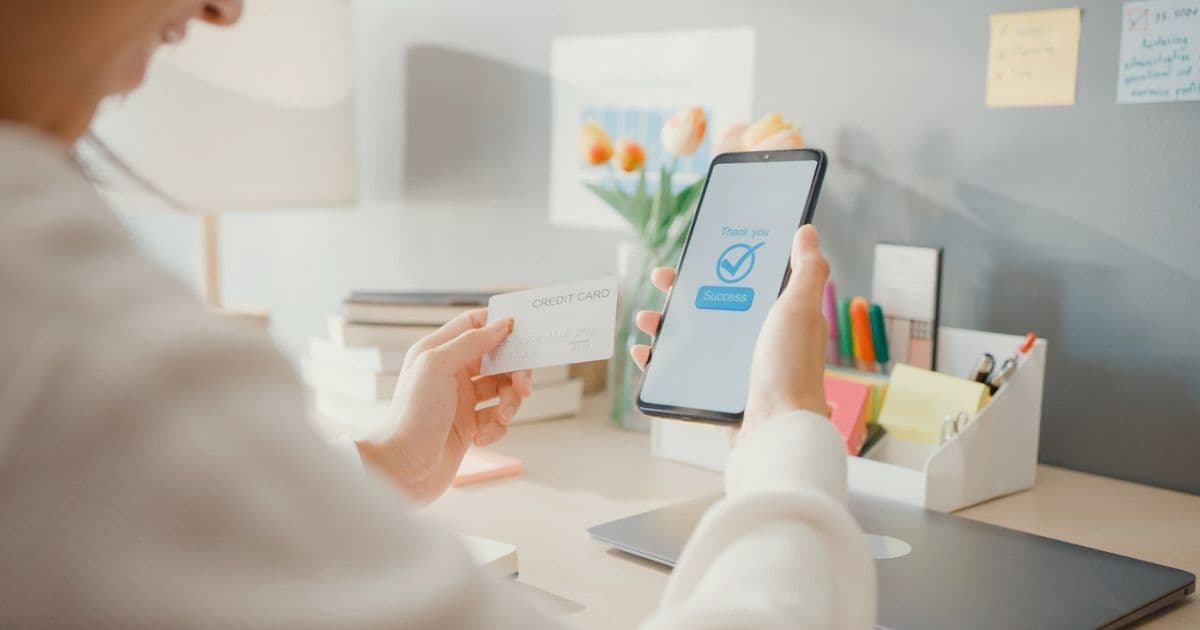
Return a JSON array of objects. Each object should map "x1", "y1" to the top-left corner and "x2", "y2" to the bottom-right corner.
[{"x1": 649, "y1": 327, "x2": 1048, "y2": 513}]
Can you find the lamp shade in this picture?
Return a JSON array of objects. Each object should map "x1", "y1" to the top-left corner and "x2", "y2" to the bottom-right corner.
[{"x1": 93, "y1": 0, "x2": 357, "y2": 211}]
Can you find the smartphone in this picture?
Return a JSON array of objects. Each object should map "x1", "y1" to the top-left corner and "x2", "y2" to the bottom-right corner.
[{"x1": 636, "y1": 149, "x2": 827, "y2": 424}]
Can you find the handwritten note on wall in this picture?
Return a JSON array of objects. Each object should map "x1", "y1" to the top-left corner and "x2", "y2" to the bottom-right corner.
[
  {"x1": 1118, "y1": 1, "x2": 1200, "y2": 103},
  {"x1": 986, "y1": 8, "x2": 1082, "y2": 107}
]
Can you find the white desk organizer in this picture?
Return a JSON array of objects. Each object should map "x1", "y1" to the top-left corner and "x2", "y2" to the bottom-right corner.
[{"x1": 650, "y1": 327, "x2": 1048, "y2": 513}]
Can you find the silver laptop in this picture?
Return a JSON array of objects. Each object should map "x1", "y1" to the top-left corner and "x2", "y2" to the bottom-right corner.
[{"x1": 588, "y1": 494, "x2": 1194, "y2": 629}]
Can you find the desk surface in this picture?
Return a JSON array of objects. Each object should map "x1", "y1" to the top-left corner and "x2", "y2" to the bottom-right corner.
[{"x1": 427, "y1": 395, "x2": 1200, "y2": 629}]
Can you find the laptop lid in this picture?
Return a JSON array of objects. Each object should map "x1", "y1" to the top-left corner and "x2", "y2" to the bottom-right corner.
[{"x1": 588, "y1": 494, "x2": 1195, "y2": 629}]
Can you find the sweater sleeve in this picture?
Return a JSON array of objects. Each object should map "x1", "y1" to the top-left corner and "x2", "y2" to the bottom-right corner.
[
  {"x1": 642, "y1": 412, "x2": 877, "y2": 630},
  {"x1": 0, "y1": 308, "x2": 558, "y2": 630},
  {"x1": 0, "y1": 137, "x2": 558, "y2": 628}
]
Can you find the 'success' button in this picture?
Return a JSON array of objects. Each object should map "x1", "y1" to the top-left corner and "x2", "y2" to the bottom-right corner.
[{"x1": 695, "y1": 286, "x2": 755, "y2": 311}]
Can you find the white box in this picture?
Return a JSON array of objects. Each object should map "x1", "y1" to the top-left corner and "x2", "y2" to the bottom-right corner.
[{"x1": 650, "y1": 327, "x2": 1048, "y2": 513}]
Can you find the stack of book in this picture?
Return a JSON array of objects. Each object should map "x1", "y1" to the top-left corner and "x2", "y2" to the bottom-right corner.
[{"x1": 304, "y1": 290, "x2": 585, "y2": 439}]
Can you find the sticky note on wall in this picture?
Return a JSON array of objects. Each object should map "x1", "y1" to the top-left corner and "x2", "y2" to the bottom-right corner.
[
  {"x1": 1117, "y1": 1, "x2": 1200, "y2": 103},
  {"x1": 877, "y1": 364, "x2": 991, "y2": 445},
  {"x1": 986, "y1": 8, "x2": 1083, "y2": 107}
]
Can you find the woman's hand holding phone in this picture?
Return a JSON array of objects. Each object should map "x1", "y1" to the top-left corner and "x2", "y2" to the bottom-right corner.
[{"x1": 631, "y1": 225, "x2": 831, "y2": 435}]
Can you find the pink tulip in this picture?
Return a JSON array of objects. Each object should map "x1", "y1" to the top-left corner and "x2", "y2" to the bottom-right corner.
[
  {"x1": 749, "y1": 128, "x2": 806, "y2": 151},
  {"x1": 714, "y1": 123, "x2": 749, "y2": 155},
  {"x1": 660, "y1": 107, "x2": 708, "y2": 156},
  {"x1": 741, "y1": 112, "x2": 795, "y2": 149}
]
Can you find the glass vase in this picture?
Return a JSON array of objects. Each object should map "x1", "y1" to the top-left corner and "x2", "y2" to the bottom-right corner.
[{"x1": 609, "y1": 240, "x2": 662, "y2": 431}]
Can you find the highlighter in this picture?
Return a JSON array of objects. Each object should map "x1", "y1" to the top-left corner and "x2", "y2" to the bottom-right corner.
[
  {"x1": 837, "y1": 298, "x2": 854, "y2": 366},
  {"x1": 850, "y1": 298, "x2": 876, "y2": 370},
  {"x1": 823, "y1": 281, "x2": 840, "y2": 365},
  {"x1": 869, "y1": 304, "x2": 890, "y2": 371}
]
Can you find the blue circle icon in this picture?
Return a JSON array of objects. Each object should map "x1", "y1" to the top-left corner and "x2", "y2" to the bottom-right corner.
[{"x1": 716, "y1": 241, "x2": 766, "y2": 284}]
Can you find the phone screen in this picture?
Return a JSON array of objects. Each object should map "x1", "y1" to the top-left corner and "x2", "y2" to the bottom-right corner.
[{"x1": 637, "y1": 152, "x2": 823, "y2": 420}]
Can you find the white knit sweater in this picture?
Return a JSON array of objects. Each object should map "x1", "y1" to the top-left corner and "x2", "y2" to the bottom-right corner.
[{"x1": 0, "y1": 124, "x2": 875, "y2": 629}]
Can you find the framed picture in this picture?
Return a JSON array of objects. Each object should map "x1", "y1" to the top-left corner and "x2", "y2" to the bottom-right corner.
[{"x1": 549, "y1": 28, "x2": 756, "y2": 229}]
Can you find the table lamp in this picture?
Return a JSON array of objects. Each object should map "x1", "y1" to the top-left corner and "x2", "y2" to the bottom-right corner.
[{"x1": 91, "y1": 0, "x2": 356, "y2": 328}]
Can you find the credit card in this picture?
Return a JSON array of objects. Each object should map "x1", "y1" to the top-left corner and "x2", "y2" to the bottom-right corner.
[{"x1": 480, "y1": 277, "x2": 618, "y2": 376}]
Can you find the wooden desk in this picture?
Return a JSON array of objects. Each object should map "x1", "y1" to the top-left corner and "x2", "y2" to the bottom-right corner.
[{"x1": 426, "y1": 396, "x2": 1199, "y2": 628}]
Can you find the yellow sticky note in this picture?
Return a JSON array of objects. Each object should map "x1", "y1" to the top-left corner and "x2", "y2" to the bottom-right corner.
[
  {"x1": 877, "y1": 364, "x2": 991, "y2": 445},
  {"x1": 986, "y1": 8, "x2": 1082, "y2": 107}
]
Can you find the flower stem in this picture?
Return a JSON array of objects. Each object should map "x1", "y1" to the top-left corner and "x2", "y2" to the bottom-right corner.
[{"x1": 607, "y1": 162, "x2": 628, "y2": 196}]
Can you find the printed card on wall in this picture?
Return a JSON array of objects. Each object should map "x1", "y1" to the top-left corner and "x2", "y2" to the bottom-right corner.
[
  {"x1": 986, "y1": 8, "x2": 1083, "y2": 108},
  {"x1": 1117, "y1": 1, "x2": 1200, "y2": 103},
  {"x1": 548, "y1": 28, "x2": 755, "y2": 230}
]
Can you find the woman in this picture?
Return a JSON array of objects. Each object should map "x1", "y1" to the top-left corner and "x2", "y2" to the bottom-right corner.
[{"x1": 0, "y1": 1, "x2": 875, "y2": 628}]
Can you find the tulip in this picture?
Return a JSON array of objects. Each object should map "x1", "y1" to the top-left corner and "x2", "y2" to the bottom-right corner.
[
  {"x1": 741, "y1": 112, "x2": 794, "y2": 149},
  {"x1": 714, "y1": 123, "x2": 749, "y2": 154},
  {"x1": 580, "y1": 121, "x2": 613, "y2": 165},
  {"x1": 660, "y1": 107, "x2": 707, "y2": 156},
  {"x1": 612, "y1": 138, "x2": 646, "y2": 172},
  {"x1": 748, "y1": 128, "x2": 805, "y2": 151}
]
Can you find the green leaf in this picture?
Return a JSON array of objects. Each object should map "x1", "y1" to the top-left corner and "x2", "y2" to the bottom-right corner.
[
  {"x1": 664, "y1": 178, "x2": 705, "y2": 234},
  {"x1": 629, "y1": 169, "x2": 652, "y2": 233},
  {"x1": 648, "y1": 165, "x2": 675, "y2": 248},
  {"x1": 583, "y1": 182, "x2": 642, "y2": 229}
]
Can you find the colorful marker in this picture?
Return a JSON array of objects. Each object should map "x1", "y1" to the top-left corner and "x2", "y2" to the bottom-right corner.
[
  {"x1": 823, "y1": 281, "x2": 840, "y2": 365},
  {"x1": 868, "y1": 303, "x2": 890, "y2": 372},
  {"x1": 850, "y1": 297, "x2": 876, "y2": 371},
  {"x1": 837, "y1": 298, "x2": 854, "y2": 367}
]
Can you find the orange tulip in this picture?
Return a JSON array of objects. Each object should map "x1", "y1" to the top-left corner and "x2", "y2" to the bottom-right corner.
[
  {"x1": 660, "y1": 107, "x2": 707, "y2": 156},
  {"x1": 580, "y1": 121, "x2": 613, "y2": 165},
  {"x1": 612, "y1": 138, "x2": 646, "y2": 172}
]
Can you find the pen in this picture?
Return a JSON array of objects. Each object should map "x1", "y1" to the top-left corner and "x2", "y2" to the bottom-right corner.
[
  {"x1": 988, "y1": 357, "x2": 1017, "y2": 394},
  {"x1": 837, "y1": 298, "x2": 854, "y2": 368},
  {"x1": 970, "y1": 353, "x2": 996, "y2": 384},
  {"x1": 823, "y1": 281, "x2": 840, "y2": 366},
  {"x1": 868, "y1": 304, "x2": 890, "y2": 373},
  {"x1": 850, "y1": 298, "x2": 876, "y2": 372}
]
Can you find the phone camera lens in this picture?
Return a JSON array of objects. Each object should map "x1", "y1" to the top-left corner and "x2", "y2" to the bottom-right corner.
[{"x1": 764, "y1": 154, "x2": 770, "y2": 159}]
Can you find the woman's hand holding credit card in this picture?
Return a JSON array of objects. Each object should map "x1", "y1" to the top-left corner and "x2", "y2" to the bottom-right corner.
[{"x1": 358, "y1": 278, "x2": 618, "y2": 503}]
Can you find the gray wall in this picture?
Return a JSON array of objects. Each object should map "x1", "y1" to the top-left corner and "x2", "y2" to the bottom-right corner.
[{"x1": 124, "y1": 0, "x2": 1200, "y2": 494}]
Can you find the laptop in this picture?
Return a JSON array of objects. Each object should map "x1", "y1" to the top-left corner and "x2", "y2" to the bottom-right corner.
[{"x1": 588, "y1": 494, "x2": 1194, "y2": 629}]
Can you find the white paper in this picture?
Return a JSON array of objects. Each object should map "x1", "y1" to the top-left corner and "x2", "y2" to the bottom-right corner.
[
  {"x1": 548, "y1": 28, "x2": 756, "y2": 230},
  {"x1": 481, "y1": 278, "x2": 618, "y2": 376},
  {"x1": 1117, "y1": 1, "x2": 1200, "y2": 103},
  {"x1": 871, "y1": 244, "x2": 941, "y2": 322}
]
